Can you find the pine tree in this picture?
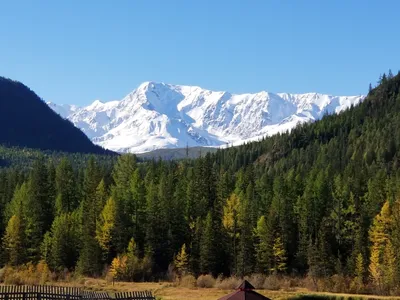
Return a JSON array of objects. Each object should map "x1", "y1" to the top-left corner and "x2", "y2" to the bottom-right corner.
[
  {"x1": 352, "y1": 253, "x2": 365, "y2": 292},
  {"x1": 43, "y1": 212, "x2": 80, "y2": 271},
  {"x1": 383, "y1": 240, "x2": 396, "y2": 292},
  {"x1": 111, "y1": 154, "x2": 137, "y2": 251},
  {"x1": 77, "y1": 157, "x2": 102, "y2": 275},
  {"x1": 170, "y1": 172, "x2": 189, "y2": 260},
  {"x1": 95, "y1": 179, "x2": 108, "y2": 215},
  {"x1": 5, "y1": 183, "x2": 28, "y2": 224},
  {"x1": 25, "y1": 157, "x2": 52, "y2": 261},
  {"x1": 254, "y1": 215, "x2": 273, "y2": 273},
  {"x1": 112, "y1": 154, "x2": 137, "y2": 203},
  {"x1": 390, "y1": 200, "x2": 400, "y2": 283},
  {"x1": 46, "y1": 161, "x2": 56, "y2": 215},
  {"x1": 388, "y1": 69, "x2": 394, "y2": 79},
  {"x1": 200, "y1": 212, "x2": 216, "y2": 274},
  {"x1": 55, "y1": 158, "x2": 77, "y2": 214},
  {"x1": 125, "y1": 238, "x2": 141, "y2": 280},
  {"x1": 330, "y1": 175, "x2": 346, "y2": 247},
  {"x1": 130, "y1": 168, "x2": 146, "y2": 253},
  {"x1": 156, "y1": 172, "x2": 174, "y2": 265},
  {"x1": 237, "y1": 191, "x2": 255, "y2": 276},
  {"x1": 145, "y1": 180, "x2": 170, "y2": 271}
]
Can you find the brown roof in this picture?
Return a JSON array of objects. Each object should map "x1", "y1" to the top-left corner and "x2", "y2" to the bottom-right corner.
[
  {"x1": 237, "y1": 280, "x2": 255, "y2": 290},
  {"x1": 218, "y1": 281, "x2": 271, "y2": 300},
  {"x1": 218, "y1": 290, "x2": 271, "y2": 300}
]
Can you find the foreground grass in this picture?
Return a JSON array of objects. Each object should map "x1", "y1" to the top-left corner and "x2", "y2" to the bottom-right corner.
[{"x1": 44, "y1": 279, "x2": 400, "y2": 300}]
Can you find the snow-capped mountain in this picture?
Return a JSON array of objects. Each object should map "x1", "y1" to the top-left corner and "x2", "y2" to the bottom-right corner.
[{"x1": 48, "y1": 82, "x2": 365, "y2": 153}]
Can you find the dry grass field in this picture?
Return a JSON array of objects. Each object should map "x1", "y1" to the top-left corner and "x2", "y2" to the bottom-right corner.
[{"x1": 46, "y1": 279, "x2": 400, "y2": 300}]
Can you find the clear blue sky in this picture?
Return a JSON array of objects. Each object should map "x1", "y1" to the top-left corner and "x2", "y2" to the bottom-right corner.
[{"x1": 0, "y1": 0, "x2": 399, "y2": 105}]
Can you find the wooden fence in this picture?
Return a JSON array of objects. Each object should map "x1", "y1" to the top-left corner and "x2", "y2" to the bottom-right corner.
[
  {"x1": 115, "y1": 292, "x2": 154, "y2": 300},
  {"x1": 0, "y1": 286, "x2": 154, "y2": 300}
]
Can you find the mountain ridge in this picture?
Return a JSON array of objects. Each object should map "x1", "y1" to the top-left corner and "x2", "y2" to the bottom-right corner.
[
  {"x1": 48, "y1": 82, "x2": 365, "y2": 153},
  {"x1": 0, "y1": 76, "x2": 112, "y2": 154}
]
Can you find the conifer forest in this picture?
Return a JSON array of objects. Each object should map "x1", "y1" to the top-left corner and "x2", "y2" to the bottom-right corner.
[{"x1": 1, "y1": 72, "x2": 400, "y2": 294}]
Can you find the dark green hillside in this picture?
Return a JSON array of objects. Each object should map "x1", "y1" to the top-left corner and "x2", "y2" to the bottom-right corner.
[
  {"x1": 0, "y1": 77, "x2": 112, "y2": 154},
  {"x1": 0, "y1": 145, "x2": 117, "y2": 169},
  {"x1": 136, "y1": 146, "x2": 218, "y2": 160},
  {"x1": 213, "y1": 71, "x2": 400, "y2": 174}
]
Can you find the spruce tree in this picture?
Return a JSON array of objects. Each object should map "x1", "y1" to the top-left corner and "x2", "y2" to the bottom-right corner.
[
  {"x1": 77, "y1": 157, "x2": 102, "y2": 275},
  {"x1": 111, "y1": 154, "x2": 137, "y2": 250},
  {"x1": 25, "y1": 157, "x2": 52, "y2": 261},
  {"x1": 55, "y1": 158, "x2": 78, "y2": 214},
  {"x1": 43, "y1": 212, "x2": 80, "y2": 271},
  {"x1": 237, "y1": 192, "x2": 255, "y2": 276},
  {"x1": 200, "y1": 212, "x2": 216, "y2": 274},
  {"x1": 130, "y1": 168, "x2": 146, "y2": 253},
  {"x1": 254, "y1": 215, "x2": 273, "y2": 273}
]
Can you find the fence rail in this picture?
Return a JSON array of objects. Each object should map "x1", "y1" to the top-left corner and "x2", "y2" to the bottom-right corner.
[
  {"x1": 115, "y1": 292, "x2": 154, "y2": 300},
  {"x1": 0, "y1": 286, "x2": 154, "y2": 300}
]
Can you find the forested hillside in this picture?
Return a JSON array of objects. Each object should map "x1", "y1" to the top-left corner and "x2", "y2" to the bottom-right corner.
[
  {"x1": 1, "y1": 72, "x2": 400, "y2": 294},
  {"x1": 0, "y1": 77, "x2": 111, "y2": 154}
]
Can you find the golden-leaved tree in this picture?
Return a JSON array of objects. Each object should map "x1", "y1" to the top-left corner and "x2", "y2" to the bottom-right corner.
[
  {"x1": 271, "y1": 236, "x2": 287, "y2": 273},
  {"x1": 96, "y1": 196, "x2": 118, "y2": 261},
  {"x1": 369, "y1": 200, "x2": 397, "y2": 293},
  {"x1": 174, "y1": 243, "x2": 189, "y2": 276},
  {"x1": 223, "y1": 193, "x2": 240, "y2": 273}
]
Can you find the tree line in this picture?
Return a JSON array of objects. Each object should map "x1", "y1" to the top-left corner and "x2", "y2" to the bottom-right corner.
[{"x1": 1, "y1": 71, "x2": 400, "y2": 294}]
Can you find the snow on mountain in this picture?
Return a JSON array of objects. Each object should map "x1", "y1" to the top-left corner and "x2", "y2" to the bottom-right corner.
[
  {"x1": 48, "y1": 82, "x2": 365, "y2": 153},
  {"x1": 47, "y1": 102, "x2": 80, "y2": 119}
]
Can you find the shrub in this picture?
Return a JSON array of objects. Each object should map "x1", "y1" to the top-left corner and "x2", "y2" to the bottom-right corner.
[
  {"x1": 0, "y1": 266, "x2": 9, "y2": 282},
  {"x1": 328, "y1": 274, "x2": 348, "y2": 293},
  {"x1": 304, "y1": 274, "x2": 319, "y2": 291},
  {"x1": 196, "y1": 274, "x2": 216, "y2": 288},
  {"x1": 215, "y1": 275, "x2": 241, "y2": 290},
  {"x1": 179, "y1": 274, "x2": 196, "y2": 288},
  {"x1": 245, "y1": 274, "x2": 266, "y2": 289},
  {"x1": 0, "y1": 261, "x2": 53, "y2": 285},
  {"x1": 263, "y1": 275, "x2": 280, "y2": 290},
  {"x1": 166, "y1": 263, "x2": 178, "y2": 282},
  {"x1": 36, "y1": 260, "x2": 51, "y2": 284},
  {"x1": 108, "y1": 253, "x2": 153, "y2": 282}
]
